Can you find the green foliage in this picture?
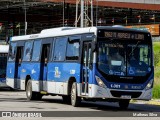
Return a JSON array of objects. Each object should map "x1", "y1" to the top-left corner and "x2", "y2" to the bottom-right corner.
[
  {"x1": 153, "y1": 85, "x2": 160, "y2": 99},
  {"x1": 153, "y1": 42, "x2": 160, "y2": 67},
  {"x1": 154, "y1": 52, "x2": 160, "y2": 66},
  {"x1": 154, "y1": 67, "x2": 160, "y2": 78},
  {"x1": 153, "y1": 42, "x2": 160, "y2": 98}
]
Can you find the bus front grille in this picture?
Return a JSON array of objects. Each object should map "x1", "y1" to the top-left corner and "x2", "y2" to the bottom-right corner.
[{"x1": 110, "y1": 91, "x2": 142, "y2": 98}]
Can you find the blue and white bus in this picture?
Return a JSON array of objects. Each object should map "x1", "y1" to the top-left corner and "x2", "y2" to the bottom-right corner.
[
  {"x1": 6, "y1": 26, "x2": 154, "y2": 109},
  {"x1": 0, "y1": 45, "x2": 9, "y2": 87}
]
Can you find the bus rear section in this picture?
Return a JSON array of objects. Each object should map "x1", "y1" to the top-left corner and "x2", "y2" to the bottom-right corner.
[
  {"x1": 6, "y1": 27, "x2": 97, "y2": 107},
  {"x1": 0, "y1": 45, "x2": 9, "y2": 87}
]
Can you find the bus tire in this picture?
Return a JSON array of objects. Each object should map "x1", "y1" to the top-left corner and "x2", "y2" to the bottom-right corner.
[
  {"x1": 26, "y1": 80, "x2": 36, "y2": 100},
  {"x1": 62, "y1": 95, "x2": 71, "y2": 104},
  {"x1": 119, "y1": 100, "x2": 130, "y2": 110},
  {"x1": 71, "y1": 82, "x2": 81, "y2": 107}
]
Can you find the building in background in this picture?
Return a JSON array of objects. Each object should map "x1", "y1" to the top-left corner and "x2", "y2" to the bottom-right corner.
[{"x1": 0, "y1": 0, "x2": 160, "y2": 42}]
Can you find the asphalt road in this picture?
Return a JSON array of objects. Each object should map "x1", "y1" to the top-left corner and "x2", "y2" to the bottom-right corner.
[{"x1": 0, "y1": 88, "x2": 160, "y2": 120}]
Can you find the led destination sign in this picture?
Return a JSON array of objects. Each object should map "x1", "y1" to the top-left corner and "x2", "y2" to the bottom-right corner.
[{"x1": 104, "y1": 32, "x2": 145, "y2": 40}]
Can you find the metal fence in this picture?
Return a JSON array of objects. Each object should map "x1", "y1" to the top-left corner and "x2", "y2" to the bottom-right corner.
[{"x1": 153, "y1": 37, "x2": 160, "y2": 42}]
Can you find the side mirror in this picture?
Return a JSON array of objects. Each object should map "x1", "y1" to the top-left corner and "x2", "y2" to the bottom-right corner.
[{"x1": 91, "y1": 41, "x2": 96, "y2": 52}]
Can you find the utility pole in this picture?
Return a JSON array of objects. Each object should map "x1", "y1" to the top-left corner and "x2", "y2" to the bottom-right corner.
[
  {"x1": 80, "y1": 0, "x2": 84, "y2": 27},
  {"x1": 63, "y1": 0, "x2": 65, "y2": 26},
  {"x1": 75, "y1": 0, "x2": 93, "y2": 27},
  {"x1": 24, "y1": 0, "x2": 27, "y2": 35}
]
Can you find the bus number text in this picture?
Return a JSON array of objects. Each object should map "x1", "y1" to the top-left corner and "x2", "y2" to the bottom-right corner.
[{"x1": 110, "y1": 84, "x2": 121, "y2": 89}]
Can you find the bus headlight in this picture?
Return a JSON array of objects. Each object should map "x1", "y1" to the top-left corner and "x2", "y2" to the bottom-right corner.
[
  {"x1": 95, "y1": 76, "x2": 106, "y2": 88},
  {"x1": 145, "y1": 79, "x2": 153, "y2": 90}
]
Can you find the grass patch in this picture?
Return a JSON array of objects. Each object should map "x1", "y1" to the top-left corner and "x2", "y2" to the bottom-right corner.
[
  {"x1": 153, "y1": 84, "x2": 160, "y2": 99},
  {"x1": 153, "y1": 42, "x2": 160, "y2": 67},
  {"x1": 153, "y1": 42, "x2": 160, "y2": 98},
  {"x1": 154, "y1": 67, "x2": 160, "y2": 78}
]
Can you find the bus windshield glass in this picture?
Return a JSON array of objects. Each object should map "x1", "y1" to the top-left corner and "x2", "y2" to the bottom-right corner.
[{"x1": 98, "y1": 41, "x2": 152, "y2": 77}]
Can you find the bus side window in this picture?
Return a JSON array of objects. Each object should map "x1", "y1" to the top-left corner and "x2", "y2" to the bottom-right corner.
[
  {"x1": 16, "y1": 47, "x2": 24, "y2": 65},
  {"x1": 53, "y1": 37, "x2": 67, "y2": 61},
  {"x1": 66, "y1": 36, "x2": 80, "y2": 60},
  {"x1": 31, "y1": 40, "x2": 41, "y2": 61},
  {"x1": 23, "y1": 41, "x2": 33, "y2": 61},
  {"x1": 42, "y1": 44, "x2": 50, "y2": 65},
  {"x1": 8, "y1": 42, "x2": 17, "y2": 61}
]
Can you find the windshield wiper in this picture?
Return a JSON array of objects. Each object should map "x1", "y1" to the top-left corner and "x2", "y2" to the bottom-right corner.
[
  {"x1": 107, "y1": 38, "x2": 115, "y2": 44},
  {"x1": 129, "y1": 41, "x2": 141, "y2": 57}
]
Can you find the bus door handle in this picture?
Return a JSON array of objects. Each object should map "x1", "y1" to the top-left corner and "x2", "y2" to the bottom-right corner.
[
  {"x1": 44, "y1": 58, "x2": 48, "y2": 66},
  {"x1": 89, "y1": 63, "x2": 93, "y2": 69},
  {"x1": 18, "y1": 59, "x2": 22, "y2": 66},
  {"x1": 53, "y1": 57, "x2": 56, "y2": 60}
]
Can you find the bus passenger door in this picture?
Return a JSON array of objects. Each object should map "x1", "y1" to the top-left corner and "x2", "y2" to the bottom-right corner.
[
  {"x1": 40, "y1": 44, "x2": 50, "y2": 91},
  {"x1": 15, "y1": 46, "x2": 23, "y2": 89},
  {"x1": 82, "y1": 42, "x2": 92, "y2": 95}
]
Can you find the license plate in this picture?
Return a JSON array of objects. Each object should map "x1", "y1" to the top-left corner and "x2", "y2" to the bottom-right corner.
[{"x1": 121, "y1": 95, "x2": 131, "y2": 99}]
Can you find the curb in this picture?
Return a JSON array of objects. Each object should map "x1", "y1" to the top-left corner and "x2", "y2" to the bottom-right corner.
[
  {"x1": 132, "y1": 100, "x2": 160, "y2": 106},
  {"x1": 147, "y1": 100, "x2": 160, "y2": 105}
]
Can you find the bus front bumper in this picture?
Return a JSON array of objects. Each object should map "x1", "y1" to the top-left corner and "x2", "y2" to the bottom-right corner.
[{"x1": 86, "y1": 84, "x2": 152, "y2": 100}]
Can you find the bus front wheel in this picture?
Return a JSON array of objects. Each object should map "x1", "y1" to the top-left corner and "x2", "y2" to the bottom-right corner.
[
  {"x1": 118, "y1": 100, "x2": 130, "y2": 109},
  {"x1": 71, "y1": 82, "x2": 81, "y2": 107}
]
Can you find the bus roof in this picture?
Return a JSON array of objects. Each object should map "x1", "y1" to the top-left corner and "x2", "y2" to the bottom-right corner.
[
  {"x1": 11, "y1": 27, "x2": 97, "y2": 41},
  {"x1": 11, "y1": 26, "x2": 150, "y2": 41},
  {"x1": 0, "y1": 45, "x2": 9, "y2": 53}
]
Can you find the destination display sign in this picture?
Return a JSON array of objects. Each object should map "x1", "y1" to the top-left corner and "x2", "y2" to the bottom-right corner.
[{"x1": 104, "y1": 32, "x2": 145, "y2": 40}]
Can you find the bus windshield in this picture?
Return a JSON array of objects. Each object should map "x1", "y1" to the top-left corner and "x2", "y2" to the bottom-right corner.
[
  {"x1": 0, "y1": 54, "x2": 7, "y2": 78},
  {"x1": 97, "y1": 41, "x2": 152, "y2": 77}
]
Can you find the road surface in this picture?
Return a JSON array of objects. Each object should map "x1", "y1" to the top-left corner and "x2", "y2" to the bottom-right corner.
[{"x1": 0, "y1": 88, "x2": 159, "y2": 120}]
